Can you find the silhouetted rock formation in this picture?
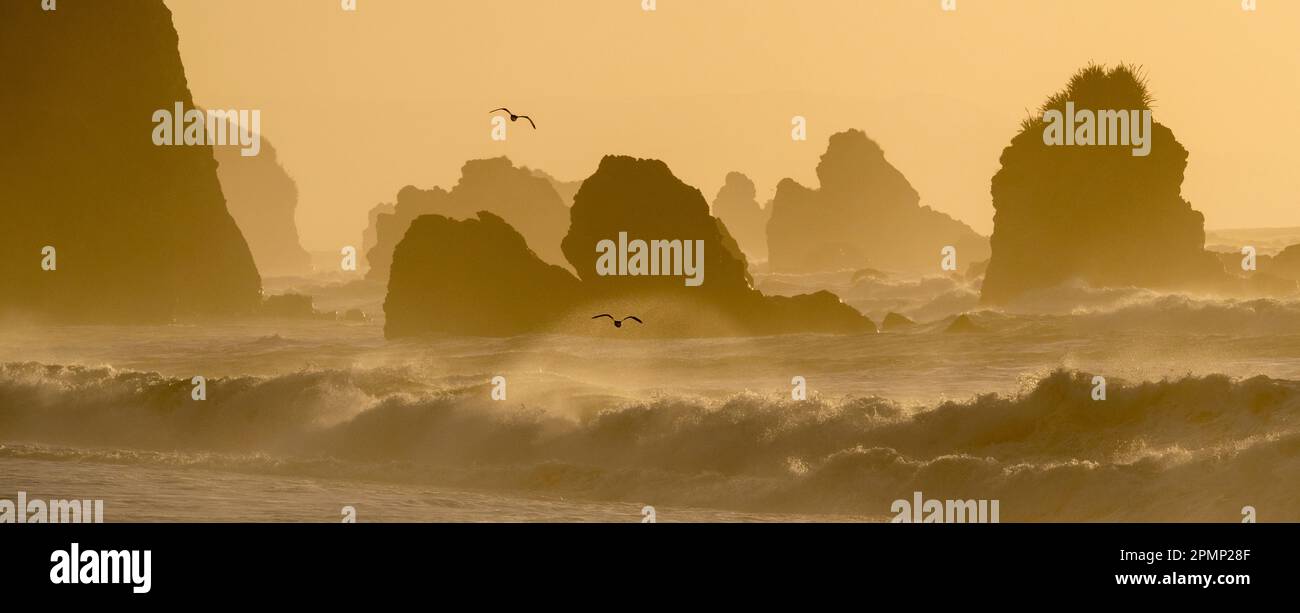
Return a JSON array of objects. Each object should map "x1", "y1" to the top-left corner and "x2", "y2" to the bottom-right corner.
[
  {"x1": 767, "y1": 129, "x2": 989, "y2": 275},
  {"x1": 527, "y1": 168, "x2": 583, "y2": 207},
  {"x1": 1216, "y1": 245, "x2": 1300, "y2": 294},
  {"x1": 214, "y1": 136, "x2": 312, "y2": 277},
  {"x1": 981, "y1": 65, "x2": 1225, "y2": 304},
  {"x1": 365, "y1": 157, "x2": 569, "y2": 280},
  {"x1": 851, "y1": 268, "x2": 890, "y2": 283},
  {"x1": 559, "y1": 156, "x2": 873, "y2": 335},
  {"x1": 944, "y1": 314, "x2": 983, "y2": 333},
  {"x1": 384, "y1": 212, "x2": 582, "y2": 337},
  {"x1": 383, "y1": 156, "x2": 873, "y2": 337},
  {"x1": 0, "y1": 0, "x2": 261, "y2": 322},
  {"x1": 1205, "y1": 227, "x2": 1300, "y2": 257},
  {"x1": 1264, "y1": 244, "x2": 1300, "y2": 281},
  {"x1": 712, "y1": 172, "x2": 770, "y2": 262},
  {"x1": 881, "y1": 312, "x2": 915, "y2": 330},
  {"x1": 259, "y1": 292, "x2": 367, "y2": 320},
  {"x1": 1209, "y1": 248, "x2": 1299, "y2": 295},
  {"x1": 360, "y1": 202, "x2": 396, "y2": 273},
  {"x1": 366, "y1": 185, "x2": 450, "y2": 281}
]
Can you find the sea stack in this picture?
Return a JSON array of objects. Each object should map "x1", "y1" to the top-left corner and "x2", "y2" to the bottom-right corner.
[
  {"x1": 980, "y1": 64, "x2": 1225, "y2": 304},
  {"x1": 0, "y1": 0, "x2": 262, "y2": 322},
  {"x1": 767, "y1": 129, "x2": 988, "y2": 275}
]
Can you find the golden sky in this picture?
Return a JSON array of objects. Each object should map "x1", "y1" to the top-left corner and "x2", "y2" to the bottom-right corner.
[{"x1": 167, "y1": 0, "x2": 1300, "y2": 251}]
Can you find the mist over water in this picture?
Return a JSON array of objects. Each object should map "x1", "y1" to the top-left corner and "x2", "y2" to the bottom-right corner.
[{"x1": 3, "y1": 277, "x2": 1298, "y2": 522}]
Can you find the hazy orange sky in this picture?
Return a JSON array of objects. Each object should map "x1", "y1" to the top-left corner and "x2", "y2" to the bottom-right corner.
[{"x1": 167, "y1": 0, "x2": 1300, "y2": 251}]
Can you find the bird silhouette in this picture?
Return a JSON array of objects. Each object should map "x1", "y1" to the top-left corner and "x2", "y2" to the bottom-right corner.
[
  {"x1": 490, "y1": 108, "x2": 536, "y2": 129},
  {"x1": 592, "y1": 314, "x2": 642, "y2": 328}
]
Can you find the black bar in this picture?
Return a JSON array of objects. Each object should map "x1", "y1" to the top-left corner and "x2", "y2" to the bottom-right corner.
[{"x1": 1, "y1": 523, "x2": 1286, "y2": 602}]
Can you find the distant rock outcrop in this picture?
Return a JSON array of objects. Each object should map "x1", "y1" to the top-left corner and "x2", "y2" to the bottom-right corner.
[
  {"x1": 881, "y1": 312, "x2": 915, "y2": 330},
  {"x1": 214, "y1": 137, "x2": 313, "y2": 277},
  {"x1": 1213, "y1": 245, "x2": 1300, "y2": 294},
  {"x1": 384, "y1": 156, "x2": 874, "y2": 337},
  {"x1": 360, "y1": 202, "x2": 396, "y2": 273},
  {"x1": 1264, "y1": 244, "x2": 1300, "y2": 281},
  {"x1": 384, "y1": 212, "x2": 582, "y2": 337},
  {"x1": 711, "y1": 172, "x2": 770, "y2": 262},
  {"x1": 1208, "y1": 249, "x2": 1298, "y2": 295},
  {"x1": 0, "y1": 0, "x2": 261, "y2": 322},
  {"x1": 365, "y1": 157, "x2": 570, "y2": 281},
  {"x1": 365, "y1": 186, "x2": 449, "y2": 281},
  {"x1": 527, "y1": 168, "x2": 583, "y2": 207},
  {"x1": 851, "y1": 268, "x2": 890, "y2": 283},
  {"x1": 562, "y1": 156, "x2": 751, "y2": 295},
  {"x1": 558, "y1": 156, "x2": 873, "y2": 336},
  {"x1": 944, "y1": 314, "x2": 983, "y2": 333},
  {"x1": 980, "y1": 64, "x2": 1226, "y2": 304},
  {"x1": 767, "y1": 129, "x2": 989, "y2": 275}
]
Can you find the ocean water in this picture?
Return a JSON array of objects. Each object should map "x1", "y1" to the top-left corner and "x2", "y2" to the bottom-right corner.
[{"x1": 1, "y1": 275, "x2": 1298, "y2": 522}]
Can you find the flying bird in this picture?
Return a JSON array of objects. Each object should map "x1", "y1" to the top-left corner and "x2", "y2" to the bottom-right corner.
[
  {"x1": 592, "y1": 314, "x2": 643, "y2": 328},
  {"x1": 490, "y1": 108, "x2": 536, "y2": 129}
]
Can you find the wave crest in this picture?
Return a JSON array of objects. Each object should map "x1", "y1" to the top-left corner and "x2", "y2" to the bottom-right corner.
[{"x1": 1, "y1": 362, "x2": 1296, "y2": 520}]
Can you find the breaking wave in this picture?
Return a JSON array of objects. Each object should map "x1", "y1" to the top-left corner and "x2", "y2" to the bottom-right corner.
[
  {"x1": 1, "y1": 362, "x2": 1296, "y2": 520},
  {"x1": 757, "y1": 270, "x2": 1300, "y2": 336}
]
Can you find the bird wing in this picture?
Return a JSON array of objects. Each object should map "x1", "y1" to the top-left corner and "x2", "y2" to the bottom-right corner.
[
  {"x1": 622, "y1": 316, "x2": 643, "y2": 324},
  {"x1": 591, "y1": 314, "x2": 614, "y2": 320},
  {"x1": 489, "y1": 108, "x2": 510, "y2": 114},
  {"x1": 519, "y1": 115, "x2": 536, "y2": 129}
]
